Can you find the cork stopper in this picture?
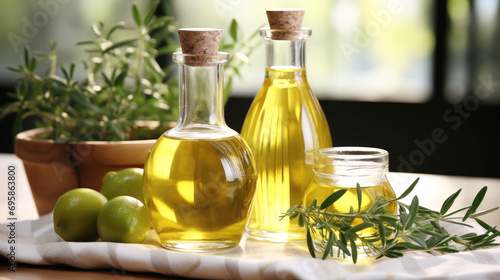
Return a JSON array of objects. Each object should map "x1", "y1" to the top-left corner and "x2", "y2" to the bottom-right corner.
[
  {"x1": 177, "y1": 28, "x2": 225, "y2": 66},
  {"x1": 178, "y1": 28, "x2": 222, "y2": 54},
  {"x1": 266, "y1": 9, "x2": 305, "y2": 30}
]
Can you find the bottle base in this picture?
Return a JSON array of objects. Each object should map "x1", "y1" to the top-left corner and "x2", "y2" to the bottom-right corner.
[
  {"x1": 162, "y1": 240, "x2": 239, "y2": 253},
  {"x1": 245, "y1": 228, "x2": 305, "y2": 242}
]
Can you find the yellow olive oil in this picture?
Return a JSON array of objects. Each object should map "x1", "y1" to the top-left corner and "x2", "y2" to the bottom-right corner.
[
  {"x1": 241, "y1": 67, "x2": 332, "y2": 241},
  {"x1": 143, "y1": 133, "x2": 256, "y2": 252},
  {"x1": 302, "y1": 181, "x2": 397, "y2": 255}
]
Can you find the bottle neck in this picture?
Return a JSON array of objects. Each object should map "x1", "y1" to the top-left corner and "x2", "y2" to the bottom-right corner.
[
  {"x1": 176, "y1": 61, "x2": 226, "y2": 128},
  {"x1": 261, "y1": 28, "x2": 311, "y2": 70},
  {"x1": 264, "y1": 39, "x2": 306, "y2": 69}
]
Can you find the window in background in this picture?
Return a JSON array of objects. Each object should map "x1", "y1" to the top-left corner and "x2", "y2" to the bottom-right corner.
[
  {"x1": 0, "y1": 0, "x2": 153, "y2": 84},
  {"x1": 445, "y1": 0, "x2": 500, "y2": 104},
  {"x1": 1, "y1": 0, "x2": 436, "y2": 103},
  {"x1": 171, "y1": 0, "x2": 435, "y2": 102}
]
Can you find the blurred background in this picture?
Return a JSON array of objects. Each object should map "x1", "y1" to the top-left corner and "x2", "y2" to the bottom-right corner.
[{"x1": 0, "y1": 0, "x2": 499, "y2": 178}]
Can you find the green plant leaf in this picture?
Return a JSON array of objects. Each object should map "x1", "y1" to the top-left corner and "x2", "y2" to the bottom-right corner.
[
  {"x1": 322, "y1": 230, "x2": 334, "y2": 260},
  {"x1": 114, "y1": 71, "x2": 128, "y2": 87},
  {"x1": 404, "y1": 196, "x2": 419, "y2": 231},
  {"x1": 0, "y1": 102, "x2": 21, "y2": 121},
  {"x1": 468, "y1": 207, "x2": 500, "y2": 219},
  {"x1": 320, "y1": 189, "x2": 347, "y2": 210},
  {"x1": 298, "y1": 213, "x2": 304, "y2": 227},
  {"x1": 101, "y1": 73, "x2": 113, "y2": 87},
  {"x1": 440, "y1": 188, "x2": 462, "y2": 215},
  {"x1": 463, "y1": 186, "x2": 487, "y2": 221},
  {"x1": 380, "y1": 215, "x2": 399, "y2": 224},
  {"x1": 143, "y1": 1, "x2": 159, "y2": 26},
  {"x1": 433, "y1": 235, "x2": 456, "y2": 248},
  {"x1": 106, "y1": 22, "x2": 125, "y2": 40},
  {"x1": 374, "y1": 219, "x2": 387, "y2": 247},
  {"x1": 23, "y1": 46, "x2": 31, "y2": 68},
  {"x1": 285, "y1": 205, "x2": 299, "y2": 214},
  {"x1": 337, "y1": 232, "x2": 351, "y2": 256},
  {"x1": 110, "y1": 123, "x2": 126, "y2": 140},
  {"x1": 6, "y1": 66, "x2": 21, "y2": 73},
  {"x1": 12, "y1": 109, "x2": 23, "y2": 136},
  {"x1": 356, "y1": 183, "x2": 362, "y2": 213},
  {"x1": 404, "y1": 235, "x2": 427, "y2": 249},
  {"x1": 474, "y1": 218, "x2": 499, "y2": 233},
  {"x1": 388, "y1": 177, "x2": 420, "y2": 202},
  {"x1": 231, "y1": 66, "x2": 242, "y2": 78},
  {"x1": 389, "y1": 242, "x2": 422, "y2": 251},
  {"x1": 61, "y1": 67, "x2": 70, "y2": 82},
  {"x1": 443, "y1": 206, "x2": 471, "y2": 217},
  {"x1": 132, "y1": 4, "x2": 142, "y2": 27},
  {"x1": 28, "y1": 57, "x2": 37, "y2": 72},
  {"x1": 349, "y1": 235, "x2": 358, "y2": 264},
  {"x1": 416, "y1": 228, "x2": 445, "y2": 237},
  {"x1": 149, "y1": 15, "x2": 174, "y2": 30},
  {"x1": 306, "y1": 229, "x2": 316, "y2": 258},
  {"x1": 69, "y1": 63, "x2": 75, "y2": 79},
  {"x1": 69, "y1": 91, "x2": 101, "y2": 113},
  {"x1": 384, "y1": 251, "x2": 404, "y2": 258},
  {"x1": 103, "y1": 39, "x2": 139, "y2": 53},
  {"x1": 437, "y1": 247, "x2": 460, "y2": 253},
  {"x1": 50, "y1": 40, "x2": 57, "y2": 50},
  {"x1": 347, "y1": 223, "x2": 373, "y2": 234},
  {"x1": 440, "y1": 219, "x2": 473, "y2": 228},
  {"x1": 230, "y1": 19, "x2": 238, "y2": 42},
  {"x1": 76, "y1": 40, "x2": 95, "y2": 46}
]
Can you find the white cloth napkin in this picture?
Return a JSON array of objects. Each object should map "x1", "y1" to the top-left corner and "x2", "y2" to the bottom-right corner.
[{"x1": 1, "y1": 213, "x2": 500, "y2": 280}]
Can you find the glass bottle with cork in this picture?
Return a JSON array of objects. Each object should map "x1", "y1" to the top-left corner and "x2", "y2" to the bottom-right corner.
[
  {"x1": 143, "y1": 28, "x2": 257, "y2": 252},
  {"x1": 242, "y1": 9, "x2": 332, "y2": 242}
]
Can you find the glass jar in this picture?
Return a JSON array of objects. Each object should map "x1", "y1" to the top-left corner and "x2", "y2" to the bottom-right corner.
[{"x1": 302, "y1": 147, "x2": 397, "y2": 257}]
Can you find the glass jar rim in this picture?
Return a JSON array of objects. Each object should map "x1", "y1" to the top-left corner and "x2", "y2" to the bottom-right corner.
[
  {"x1": 312, "y1": 147, "x2": 389, "y2": 178},
  {"x1": 315, "y1": 147, "x2": 388, "y2": 160}
]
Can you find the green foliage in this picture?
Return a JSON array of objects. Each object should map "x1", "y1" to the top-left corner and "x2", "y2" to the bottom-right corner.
[
  {"x1": 1, "y1": 1, "x2": 260, "y2": 142},
  {"x1": 280, "y1": 178, "x2": 500, "y2": 264}
]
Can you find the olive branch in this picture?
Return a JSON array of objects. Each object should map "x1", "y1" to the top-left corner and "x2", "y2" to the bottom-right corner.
[{"x1": 280, "y1": 178, "x2": 500, "y2": 263}]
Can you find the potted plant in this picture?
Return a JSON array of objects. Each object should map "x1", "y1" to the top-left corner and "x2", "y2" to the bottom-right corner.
[{"x1": 0, "y1": 2, "x2": 260, "y2": 215}]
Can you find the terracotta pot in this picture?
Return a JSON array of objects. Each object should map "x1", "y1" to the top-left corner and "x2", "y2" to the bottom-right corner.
[
  {"x1": 15, "y1": 128, "x2": 78, "y2": 216},
  {"x1": 15, "y1": 123, "x2": 173, "y2": 216}
]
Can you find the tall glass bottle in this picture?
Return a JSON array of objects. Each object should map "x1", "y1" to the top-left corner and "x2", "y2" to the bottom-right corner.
[
  {"x1": 143, "y1": 29, "x2": 256, "y2": 252},
  {"x1": 242, "y1": 9, "x2": 332, "y2": 241}
]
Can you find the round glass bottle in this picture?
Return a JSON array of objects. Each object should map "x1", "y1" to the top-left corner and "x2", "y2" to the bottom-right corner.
[
  {"x1": 143, "y1": 29, "x2": 256, "y2": 252},
  {"x1": 242, "y1": 9, "x2": 332, "y2": 241},
  {"x1": 302, "y1": 147, "x2": 397, "y2": 257}
]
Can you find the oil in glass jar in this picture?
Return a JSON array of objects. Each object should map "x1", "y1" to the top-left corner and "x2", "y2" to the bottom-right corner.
[
  {"x1": 143, "y1": 29, "x2": 256, "y2": 252},
  {"x1": 302, "y1": 147, "x2": 397, "y2": 258}
]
